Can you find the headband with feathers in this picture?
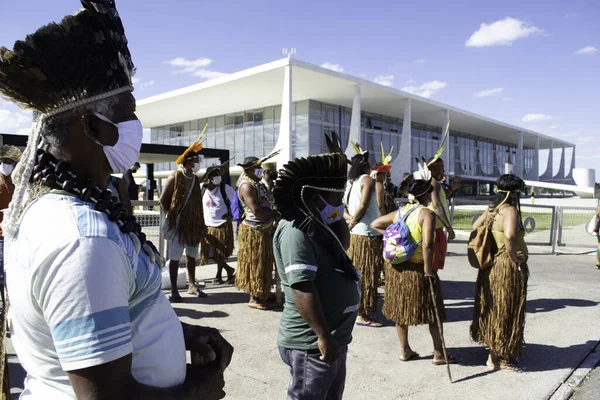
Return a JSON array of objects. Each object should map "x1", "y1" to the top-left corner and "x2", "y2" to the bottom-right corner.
[
  {"x1": 176, "y1": 123, "x2": 207, "y2": 165},
  {"x1": 198, "y1": 156, "x2": 234, "y2": 183},
  {"x1": 427, "y1": 120, "x2": 450, "y2": 167},
  {"x1": 375, "y1": 142, "x2": 393, "y2": 173},
  {"x1": 237, "y1": 149, "x2": 281, "y2": 169}
]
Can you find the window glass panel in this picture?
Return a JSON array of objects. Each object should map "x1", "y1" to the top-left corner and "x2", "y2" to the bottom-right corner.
[{"x1": 215, "y1": 116, "x2": 225, "y2": 149}]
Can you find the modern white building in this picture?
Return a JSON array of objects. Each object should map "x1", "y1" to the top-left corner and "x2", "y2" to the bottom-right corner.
[{"x1": 137, "y1": 57, "x2": 591, "y2": 196}]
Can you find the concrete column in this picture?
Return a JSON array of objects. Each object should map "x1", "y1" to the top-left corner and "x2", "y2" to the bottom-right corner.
[
  {"x1": 390, "y1": 99, "x2": 412, "y2": 183},
  {"x1": 554, "y1": 145, "x2": 566, "y2": 182},
  {"x1": 441, "y1": 109, "x2": 450, "y2": 171},
  {"x1": 532, "y1": 135, "x2": 540, "y2": 180},
  {"x1": 516, "y1": 131, "x2": 524, "y2": 178},
  {"x1": 542, "y1": 140, "x2": 554, "y2": 181},
  {"x1": 274, "y1": 59, "x2": 293, "y2": 169},
  {"x1": 344, "y1": 85, "x2": 361, "y2": 159}
]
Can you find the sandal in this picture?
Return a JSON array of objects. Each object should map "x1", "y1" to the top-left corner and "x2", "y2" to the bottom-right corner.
[
  {"x1": 356, "y1": 318, "x2": 383, "y2": 328},
  {"x1": 248, "y1": 301, "x2": 269, "y2": 311},
  {"x1": 432, "y1": 355, "x2": 457, "y2": 365},
  {"x1": 188, "y1": 290, "x2": 208, "y2": 298},
  {"x1": 225, "y1": 274, "x2": 236, "y2": 284},
  {"x1": 169, "y1": 294, "x2": 184, "y2": 303}
]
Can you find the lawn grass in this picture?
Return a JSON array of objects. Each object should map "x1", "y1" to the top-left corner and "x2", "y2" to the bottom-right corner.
[{"x1": 451, "y1": 209, "x2": 591, "y2": 232}]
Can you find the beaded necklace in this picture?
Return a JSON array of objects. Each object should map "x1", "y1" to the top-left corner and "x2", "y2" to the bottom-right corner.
[{"x1": 31, "y1": 148, "x2": 160, "y2": 260}]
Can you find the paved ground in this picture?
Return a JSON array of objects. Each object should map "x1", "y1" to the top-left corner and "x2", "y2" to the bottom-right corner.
[
  {"x1": 7, "y1": 243, "x2": 600, "y2": 399},
  {"x1": 572, "y1": 360, "x2": 600, "y2": 399}
]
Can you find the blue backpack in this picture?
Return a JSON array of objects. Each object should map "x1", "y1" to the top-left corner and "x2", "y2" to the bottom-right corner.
[
  {"x1": 383, "y1": 205, "x2": 423, "y2": 264},
  {"x1": 231, "y1": 189, "x2": 245, "y2": 223}
]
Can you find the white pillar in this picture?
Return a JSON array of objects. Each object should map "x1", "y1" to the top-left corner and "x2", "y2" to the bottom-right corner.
[
  {"x1": 515, "y1": 131, "x2": 524, "y2": 178},
  {"x1": 441, "y1": 109, "x2": 450, "y2": 171},
  {"x1": 532, "y1": 135, "x2": 540, "y2": 180},
  {"x1": 344, "y1": 85, "x2": 361, "y2": 159},
  {"x1": 390, "y1": 99, "x2": 412, "y2": 183},
  {"x1": 274, "y1": 59, "x2": 293, "y2": 169}
]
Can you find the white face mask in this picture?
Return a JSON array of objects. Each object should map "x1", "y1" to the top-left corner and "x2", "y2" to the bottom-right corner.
[
  {"x1": 318, "y1": 196, "x2": 345, "y2": 225},
  {"x1": 192, "y1": 163, "x2": 201, "y2": 173},
  {"x1": 0, "y1": 163, "x2": 14, "y2": 177},
  {"x1": 94, "y1": 113, "x2": 143, "y2": 174},
  {"x1": 211, "y1": 176, "x2": 222, "y2": 185},
  {"x1": 254, "y1": 168, "x2": 264, "y2": 179}
]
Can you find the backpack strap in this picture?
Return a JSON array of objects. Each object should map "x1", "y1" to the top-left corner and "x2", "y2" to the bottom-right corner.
[
  {"x1": 400, "y1": 204, "x2": 423, "y2": 221},
  {"x1": 220, "y1": 182, "x2": 232, "y2": 217}
]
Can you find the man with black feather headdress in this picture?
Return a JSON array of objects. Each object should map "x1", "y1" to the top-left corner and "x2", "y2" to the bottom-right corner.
[
  {"x1": 0, "y1": 1, "x2": 232, "y2": 398},
  {"x1": 273, "y1": 132, "x2": 359, "y2": 400}
]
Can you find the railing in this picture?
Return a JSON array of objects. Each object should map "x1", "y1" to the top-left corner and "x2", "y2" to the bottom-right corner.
[
  {"x1": 136, "y1": 199, "x2": 597, "y2": 258},
  {"x1": 448, "y1": 199, "x2": 597, "y2": 253}
]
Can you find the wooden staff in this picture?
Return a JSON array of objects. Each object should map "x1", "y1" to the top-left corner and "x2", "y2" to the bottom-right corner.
[{"x1": 428, "y1": 276, "x2": 452, "y2": 383}]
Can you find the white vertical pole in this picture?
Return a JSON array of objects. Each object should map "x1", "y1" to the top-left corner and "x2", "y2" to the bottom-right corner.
[
  {"x1": 533, "y1": 135, "x2": 540, "y2": 180},
  {"x1": 516, "y1": 131, "x2": 524, "y2": 177},
  {"x1": 344, "y1": 85, "x2": 361, "y2": 159},
  {"x1": 390, "y1": 99, "x2": 412, "y2": 183},
  {"x1": 274, "y1": 58, "x2": 293, "y2": 169}
]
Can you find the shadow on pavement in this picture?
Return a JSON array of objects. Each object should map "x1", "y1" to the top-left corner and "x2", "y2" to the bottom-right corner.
[
  {"x1": 173, "y1": 308, "x2": 229, "y2": 320},
  {"x1": 171, "y1": 291, "x2": 250, "y2": 306},
  {"x1": 450, "y1": 340, "x2": 599, "y2": 381},
  {"x1": 526, "y1": 298, "x2": 598, "y2": 314}
]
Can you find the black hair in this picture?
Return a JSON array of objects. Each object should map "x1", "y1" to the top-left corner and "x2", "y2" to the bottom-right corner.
[
  {"x1": 399, "y1": 175, "x2": 432, "y2": 201},
  {"x1": 491, "y1": 174, "x2": 525, "y2": 225},
  {"x1": 134, "y1": 162, "x2": 141, "y2": 168},
  {"x1": 348, "y1": 154, "x2": 370, "y2": 181}
]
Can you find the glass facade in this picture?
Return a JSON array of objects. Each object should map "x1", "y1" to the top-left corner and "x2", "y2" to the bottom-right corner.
[{"x1": 150, "y1": 99, "x2": 534, "y2": 180}]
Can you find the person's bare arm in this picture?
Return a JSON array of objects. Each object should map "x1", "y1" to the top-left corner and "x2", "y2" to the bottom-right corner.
[
  {"x1": 159, "y1": 175, "x2": 175, "y2": 213},
  {"x1": 291, "y1": 281, "x2": 339, "y2": 365},
  {"x1": 371, "y1": 210, "x2": 397, "y2": 235},
  {"x1": 349, "y1": 177, "x2": 376, "y2": 228},
  {"x1": 502, "y1": 206, "x2": 525, "y2": 265},
  {"x1": 239, "y1": 183, "x2": 277, "y2": 220},
  {"x1": 431, "y1": 181, "x2": 452, "y2": 230},
  {"x1": 375, "y1": 181, "x2": 386, "y2": 215},
  {"x1": 67, "y1": 355, "x2": 181, "y2": 400},
  {"x1": 330, "y1": 218, "x2": 351, "y2": 250},
  {"x1": 421, "y1": 208, "x2": 437, "y2": 277},
  {"x1": 117, "y1": 178, "x2": 133, "y2": 215}
]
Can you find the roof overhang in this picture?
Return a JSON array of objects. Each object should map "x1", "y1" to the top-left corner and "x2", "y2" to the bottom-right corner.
[
  {"x1": 136, "y1": 58, "x2": 574, "y2": 150},
  {"x1": 0, "y1": 135, "x2": 226, "y2": 165}
]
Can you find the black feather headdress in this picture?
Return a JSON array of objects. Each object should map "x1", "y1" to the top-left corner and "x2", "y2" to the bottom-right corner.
[
  {"x1": 0, "y1": 0, "x2": 135, "y2": 114},
  {"x1": 273, "y1": 132, "x2": 357, "y2": 280}
]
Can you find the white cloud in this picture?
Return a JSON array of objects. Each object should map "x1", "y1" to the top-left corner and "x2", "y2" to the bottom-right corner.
[
  {"x1": 132, "y1": 77, "x2": 141, "y2": 84},
  {"x1": 401, "y1": 80, "x2": 448, "y2": 98},
  {"x1": 166, "y1": 57, "x2": 213, "y2": 69},
  {"x1": 465, "y1": 17, "x2": 543, "y2": 47},
  {"x1": 474, "y1": 87, "x2": 504, "y2": 98},
  {"x1": 140, "y1": 80, "x2": 155, "y2": 89},
  {"x1": 522, "y1": 113, "x2": 553, "y2": 122},
  {"x1": 0, "y1": 109, "x2": 32, "y2": 132},
  {"x1": 132, "y1": 77, "x2": 155, "y2": 90},
  {"x1": 165, "y1": 57, "x2": 227, "y2": 81},
  {"x1": 374, "y1": 75, "x2": 394, "y2": 87},
  {"x1": 575, "y1": 46, "x2": 598, "y2": 55},
  {"x1": 550, "y1": 124, "x2": 559, "y2": 129},
  {"x1": 414, "y1": 59, "x2": 425, "y2": 64},
  {"x1": 320, "y1": 62, "x2": 344, "y2": 72}
]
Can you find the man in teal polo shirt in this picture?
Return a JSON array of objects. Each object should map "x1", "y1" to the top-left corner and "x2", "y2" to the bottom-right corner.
[{"x1": 272, "y1": 134, "x2": 360, "y2": 400}]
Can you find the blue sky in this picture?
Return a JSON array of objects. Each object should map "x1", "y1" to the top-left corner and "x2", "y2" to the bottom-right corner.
[{"x1": 1, "y1": 0, "x2": 598, "y2": 173}]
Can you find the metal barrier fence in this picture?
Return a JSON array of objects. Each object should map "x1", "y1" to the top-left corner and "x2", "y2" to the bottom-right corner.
[
  {"x1": 449, "y1": 199, "x2": 597, "y2": 252},
  {"x1": 133, "y1": 199, "x2": 597, "y2": 257},
  {"x1": 557, "y1": 206, "x2": 598, "y2": 250},
  {"x1": 131, "y1": 200, "x2": 240, "y2": 260}
]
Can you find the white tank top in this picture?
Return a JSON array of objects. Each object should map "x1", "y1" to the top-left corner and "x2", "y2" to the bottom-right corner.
[{"x1": 344, "y1": 175, "x2": 381, "y2": 236}]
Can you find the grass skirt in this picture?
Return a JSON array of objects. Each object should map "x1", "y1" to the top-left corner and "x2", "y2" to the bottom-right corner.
[
  {"x1": 382, "y1": 263, "x2": 446, "y2": 326},
  {"x1": 347, "y1": 234, "x2": 383, "y2": 316},
  {"x1": 201, "y1": 221, "x2": 234, "y2": 265},
  {"x1": 235, "y1": 223, "x2": 274, "y2": 301},
  {"x1": 470, "y1": 248, "x2": 528, "y2": 359}
]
